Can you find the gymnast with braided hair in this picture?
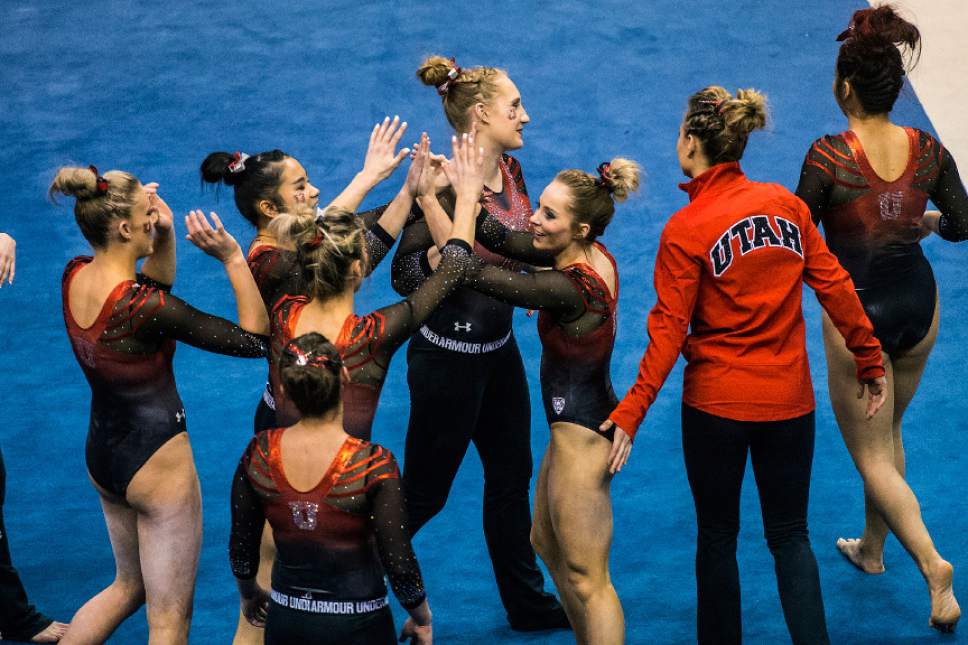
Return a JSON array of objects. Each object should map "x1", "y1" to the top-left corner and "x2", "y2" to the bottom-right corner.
[
  {"x1": 264, "y1": 134, "x2": 479, "y2": 438},
  {"x1": 51, "y1": 166, "x2": 269, "y2": 644},
  {"x1": 795, "y1": 4, "x2": 965, "y2": 631},
  {"x1": 229, "y1": 332, "x2": 432, "y2": 645},
  {"x1": 420, "y1": 153, "x2": 640, "y2": 643}
]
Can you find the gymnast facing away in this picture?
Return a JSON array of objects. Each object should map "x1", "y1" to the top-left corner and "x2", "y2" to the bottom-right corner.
[
  {"x1": 52, "y1": 166, "x2": 268, "y2": 644},
  {"x1": 795, "y1": 4, "x2": 965, "y2": 632}
]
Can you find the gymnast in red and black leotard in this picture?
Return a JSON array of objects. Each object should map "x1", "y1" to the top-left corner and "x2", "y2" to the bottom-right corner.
[
  {"x1": 230, "y1": 333, "x2": 431, "y2": 645},
  {"x1": 265, "y1": 147, "x2": 476, "y2": 438},
  {"x1": 201, "y1": 118, "x2": 426, "y2": 435},
  {"x1": 420, "y1": 153, "x2": 639, "y2": 641},
  {"x1": 63, "y1": 256, "x2": 266, "y2": 496},
  {"x1": 797, "y1": 127, "x2": 968, "y2": 354},
  {"x1": 794, "y1": 6, "x2": 963, "y2": 630},
  {"x1": 51, "y1": 166, "x2": 269, "y2": 643}
]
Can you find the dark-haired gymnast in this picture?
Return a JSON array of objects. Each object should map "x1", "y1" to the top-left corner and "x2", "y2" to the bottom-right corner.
[
  {"x1": 795, "y1": 5, "x2": 966, "y2": 631},
  {"x1": 230, "y1": 333, "x2": 432, "y2": 645}
]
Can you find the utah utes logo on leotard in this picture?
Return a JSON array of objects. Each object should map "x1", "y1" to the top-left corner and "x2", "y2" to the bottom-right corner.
[
  {"x1": 288, "y1": 501, "x2": 319, "y2": 531},
  {"x1": 878, "y1": 191, "x2": 904, "y2": 221},
  {"x1": 552, "y1": 397, "x2": 566, "y2": 415},
  {"x1": 709, "y1": 215, "x2": 803, "y2": 277}
]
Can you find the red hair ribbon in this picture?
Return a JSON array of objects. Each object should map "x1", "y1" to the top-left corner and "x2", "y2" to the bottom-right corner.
[
  {"x1": 699, "y1": 98, "x2": 727, "y2": 114},
  {"x1": 285, "y1": 342, "x2": 344, "y2": 372},
  {"x1": 89, "y1": 165, "x2": 109, "y2": 194},
  {"x1": 305, "y1": 226, "x2": 324, "y2": 250},
  {"x1": 227, "y1": 151, "x2": 250, "y2": 174},
  {"x1": 596, "y1": 162, "x2": 614, "y2": 192},
  {"x1": 436, "y1": 58, "x2": 462, "y2": 96}
]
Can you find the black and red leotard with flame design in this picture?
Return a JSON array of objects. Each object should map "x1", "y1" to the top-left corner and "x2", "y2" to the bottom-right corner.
[
  {"x1": 61, "y1": 257, "x2": 267, "y2": 496},
  {"x1": 796, "y1": 128, "x2": 968, "y2": 353},
  {"x1": 268, "y1": 241, "x2": 471, "y2": 438},
  {"x1": 464, "y1": 242, "x2": 619, "y2": 438},
  {"x1": 229, "y1": 431, "x2": 425, "y2": 609}
]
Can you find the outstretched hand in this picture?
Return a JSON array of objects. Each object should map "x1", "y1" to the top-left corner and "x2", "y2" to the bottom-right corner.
[
  {"x1": 442, "y1": 132, "x2": 486, "y2": 201},
  {"x1": 403, "y1": 133, "x2": 431, "y2": 198},
  {"x1": 0, "y1": 232, "x2": 15, "y2": 287},
  {"x1": 185, "y1": 210, "x2": 242, "y2": 263},
  {"x1": 857, "y1": 375, "x2": 887, "y2": 420},
  {"x1": 361, "y1": 115, "x2": 410, "y2": 186},
  {"x1": 600, "y1": 419, "x2": 633, "y2": 474}
]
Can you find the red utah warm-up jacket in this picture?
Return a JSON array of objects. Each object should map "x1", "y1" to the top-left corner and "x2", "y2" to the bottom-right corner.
[{"x1": 610, "y1": 162, "x2": 885, "y2": 438}]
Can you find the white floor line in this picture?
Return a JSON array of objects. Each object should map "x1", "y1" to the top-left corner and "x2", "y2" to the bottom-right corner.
[{"x1": 873, "y1": 1, "x2": 968, "y2": 172}]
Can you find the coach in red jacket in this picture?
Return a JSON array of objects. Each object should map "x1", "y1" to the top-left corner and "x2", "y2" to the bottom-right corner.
[{"x1": 602, "y1": 87, "x2": 886, "y2": 645}]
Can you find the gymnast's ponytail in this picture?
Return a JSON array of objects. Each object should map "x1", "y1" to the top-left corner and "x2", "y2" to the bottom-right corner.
[
  {"x1": 683, "y1": 86, "x2": 769, "y2": 164},
  {"x1": 835, "y1": 4, "x2": 921, "y2": 115},
  {"x1": 556, "y1": 158, "x2": 642, "y2": 243},
  {"x1": 269, "y1": 206, "x2": 367, "y2": 299},
  {"x1": 200, "y1": 149, "x2": 289, "y2": 227},
  {"x1": 417, "y1": 55, "x2": 505, "y2": 132},
  {"x1": 49, "y1": 166, "x2": 141, "y2": 247}
]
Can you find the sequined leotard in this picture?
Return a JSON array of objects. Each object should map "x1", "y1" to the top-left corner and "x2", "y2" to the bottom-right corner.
[
  {"x1": 230, "y1": 433, "x2": 424, "y2": 643},
  {"x1": 248, "y1": 207, "x2": 398, "y2": 433},
  {"x1": 466, "y1": 243, "x2": 619, "y2": 438},
  {"x1": 796, "y1": 128, "x2": 968, "y2": 353},
  {"x1": 62, "y1": 256, "x2": 268, "y2": 496},
  {"x1": 268, "y1": 240, "x2": 472, "y2": 438}
]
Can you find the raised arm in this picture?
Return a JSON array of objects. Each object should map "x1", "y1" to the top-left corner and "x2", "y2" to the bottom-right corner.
[
  {"x1": 328, "y1": 116, "x2": 410, "y2": 214},
  {"x1": 185, "y1": 210, "x2": 269, "y2": 335},
  {"x1": 358, "y1": 133, "x2": 434, "y2": 273},
  {"x1": 139, "y1": 184, "x2": 177, "y2": 286}
]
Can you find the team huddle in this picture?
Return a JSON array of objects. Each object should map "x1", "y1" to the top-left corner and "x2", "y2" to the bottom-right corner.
[{"x1": 1, "y1": 4, "x2": 967, "y2": 645}]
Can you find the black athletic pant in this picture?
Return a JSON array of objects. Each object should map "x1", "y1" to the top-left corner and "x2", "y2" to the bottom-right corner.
[
  {"x1": 681, "y1": 405, "x2": 830, "y2": 645},
  {"x1": 402, "y1": 335, "x2": 558, "y2": 623},
  {"x1": 0, "y1": 446, "x2": 53, "y2": 642}
]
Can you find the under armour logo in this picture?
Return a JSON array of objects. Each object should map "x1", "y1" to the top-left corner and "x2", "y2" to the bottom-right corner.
[
  {"x1": 175, "y1": 409, "x2": 186, "y2": 423},
  {"x1": 552, "y1": 397, "x2": 566, "y2": 415},
  {"x1": 289, "y1": 501, "x2": 319, "y2": 530},
  {"x1": 878, "y1": 191, "x2": 903, "y2": 221},
  {"x1": 454, "y1": 322, "x2": 472, "y2": 332}
]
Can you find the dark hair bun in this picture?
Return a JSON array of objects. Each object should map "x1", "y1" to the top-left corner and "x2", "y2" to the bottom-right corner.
[{"x1": 201, "y1": 151, "x2": 241, "y2": 186}]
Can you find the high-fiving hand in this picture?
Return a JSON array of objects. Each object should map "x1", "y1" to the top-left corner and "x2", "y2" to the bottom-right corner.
[{"x1": 361, "y1": 115, "x2": 410, "y2": 185}]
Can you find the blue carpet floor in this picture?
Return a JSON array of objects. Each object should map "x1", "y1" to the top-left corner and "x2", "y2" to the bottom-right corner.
[{"x1": 1, "y1": 1, "x2": 965, "y2": 643}]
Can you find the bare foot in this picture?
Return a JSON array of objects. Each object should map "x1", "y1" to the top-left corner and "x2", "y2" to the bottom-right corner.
[
  {"x1": 30, "y1": 621, "x2": 68, "y2": 643},
  {"x1": 836, "y1": 537, "x2": 885, "y2": 574},
  {"x1": 926, "y1": 560, "x2": 960, "y2": 633}
]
